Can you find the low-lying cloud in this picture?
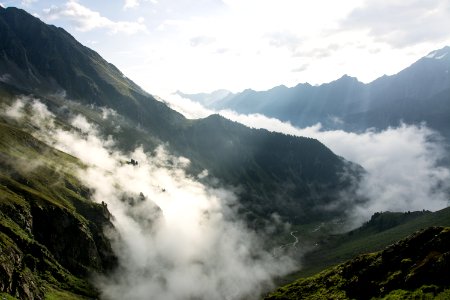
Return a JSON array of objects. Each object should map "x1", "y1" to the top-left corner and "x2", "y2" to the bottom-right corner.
[
  {"x1": 3, "y1": 98, "x2": 294, "y2": 300},
  {"x1": 163, "y1": 93, "x2": 450, "y2": 225}
]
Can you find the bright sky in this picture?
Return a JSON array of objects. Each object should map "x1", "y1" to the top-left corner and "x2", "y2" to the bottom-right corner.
[{"x1": 3, "y1": 0, "x2": 450, "y2": 95}]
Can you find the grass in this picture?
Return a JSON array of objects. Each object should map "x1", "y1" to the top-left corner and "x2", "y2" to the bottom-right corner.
[
  {"x1": 44, "y1": 286, "x2": 93, "y2": 300},
  {"x1": 281, "y1": 207, "x2": 450, "y2": 282},
  {"x1": 0, "y1": 119, "x2": 108, "y2": 299},
  {"x1": 382, "y1": 287, "x2": 450, "y2": 299},
  {"x1": 266, "y1": 227, "x2": 450, "y2": 299},
  {"x1": 0, "y1": 293, "x2": 19, "y2": 300}
]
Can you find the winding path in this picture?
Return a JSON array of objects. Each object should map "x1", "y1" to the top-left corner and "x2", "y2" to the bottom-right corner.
[
  {"x1": 272, "y1": 231, "x2": 299, "y2": 257},
  {"x1": 290, "y1": 231, "x2": 299, "y2": 248}
]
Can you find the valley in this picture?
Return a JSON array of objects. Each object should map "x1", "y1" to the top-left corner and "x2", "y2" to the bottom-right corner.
[{"x1": 0, "y1": 4, "x2": 450, "y2": 300}]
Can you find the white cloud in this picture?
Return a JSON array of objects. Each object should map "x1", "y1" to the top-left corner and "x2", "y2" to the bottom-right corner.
[
  {"x1": 23, "y1": 0, "x2": 36, "y2": 6},
  {"x1": 341, "y1": 0, "x2": 450, "y2": 47},
  {"x1": 124, "y1": 0, "x2": 157, "y2": 9},
  {"x1": 124, "y1": 0, "x2": 139, "y2": 9},
  {"x1": 3, "y1": 98, "x2": 295, "y2": 300},
  {"x1": 224, "y1": 112, "x2": 450, "y2": 223},
  {"x1": 190, "y1": 35, "x2": 216, "y2": 47},
  {"x1": 16, "y1": 0, "x2": 450, "y2": 94},
  {"x1": 3, "y1": 98, "x2": 26, "y2": 119},
  {"x1": 43, "y1": 1, "x2": 147, "y2": 34},
  {"x1": 71, "y1": 114, "x2": 98, "y2": 134},
  {"x1": 158, "y1": 93, "x2": 213, "y2": 119},
  {"x1": 116, "y1": 0, "x2": 448, "y2": 94}
]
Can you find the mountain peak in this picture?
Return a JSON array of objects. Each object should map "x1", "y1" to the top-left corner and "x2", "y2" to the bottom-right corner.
[
  {"x1": 339, "y1": 74, "x2": 358, "y2": 81},
  {"x1": 424, "y1": 46, "x2": 450, "y2": 60},
  {"x1": 322, "y1": 74, "x2": 360, "y2": 87}
]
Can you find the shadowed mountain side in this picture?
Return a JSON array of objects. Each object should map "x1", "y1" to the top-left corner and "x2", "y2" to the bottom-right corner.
[{"x1": 173, "y1": 114, "x2": 362, "y2": 223}]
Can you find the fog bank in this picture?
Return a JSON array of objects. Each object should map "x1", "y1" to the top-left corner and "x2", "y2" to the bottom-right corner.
[{"x1": 3, "y1": 98, "x2": 295, "y2": 300}]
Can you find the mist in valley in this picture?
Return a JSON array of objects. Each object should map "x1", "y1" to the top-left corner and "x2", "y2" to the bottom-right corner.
[
  {"x1": 3, "y1": 98, "x2": 295, "y2": 300},
  {"x1": 2, "y1": 79, "x2": 449, "y2": 300},
  {"x1": 164, "y1": 93, "x2": 450, "y2": 227}
]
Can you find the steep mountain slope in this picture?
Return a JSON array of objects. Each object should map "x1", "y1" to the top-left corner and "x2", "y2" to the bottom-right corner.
[
  {"x1": 0, "y1": 6, "x2": 363, "y2": 225},
  {"x1": 0, "y1": 6, "x2": 185, "y2": 140},
  {"x1": 0, "y1": 118, "x2": 116, "y2": 299},
  {"x1": 185, "y1": 47, "x2": 450, "y2": 138},
  {"x1": 266, "y1": 226, "x2": 450, "y2": 299}
]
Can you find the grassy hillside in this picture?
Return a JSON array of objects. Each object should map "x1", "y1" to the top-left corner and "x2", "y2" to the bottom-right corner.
[
  {"x1": 266, "y1": 226, "x2": 450, "y2": 299},
  {"x1": 0, "y1": 120, "x2": 115, "y2": 299},
  {"x1": 280, "y1": 207, "x2": 450, "y2": 283}
]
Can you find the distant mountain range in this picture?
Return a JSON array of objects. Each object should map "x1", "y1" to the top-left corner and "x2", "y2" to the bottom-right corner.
[{"x1": 179, "y1": 46, "x2": 450, "y2": 139}]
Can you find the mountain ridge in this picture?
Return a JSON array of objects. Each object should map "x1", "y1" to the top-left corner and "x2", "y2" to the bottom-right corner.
[{"x1": 179, "y1": 45, "x2": 450, "y2": 138}]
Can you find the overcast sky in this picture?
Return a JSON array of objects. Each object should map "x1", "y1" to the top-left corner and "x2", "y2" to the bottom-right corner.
[{"x1": 3, "y1": 0, "x2": 450, "y2": 95}]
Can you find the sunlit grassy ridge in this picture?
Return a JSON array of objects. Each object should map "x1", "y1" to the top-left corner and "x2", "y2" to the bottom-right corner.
[
  {"x1": 0, "y1": 119, "x2": 115, "y2": 299},
  {"x1": 280, "y1": 207, "x2": 450, "y2": 282},
  {"x1": 266, "y1": 226, "x2": 450, "y2": 299}
]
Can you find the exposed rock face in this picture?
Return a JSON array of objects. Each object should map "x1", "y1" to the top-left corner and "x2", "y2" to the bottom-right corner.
[
  {"x1": 0, "y1": 229, "x2": 43, "y2": 299},
  {"x1": 31, "y1": 203, "x2": 116, "y2": 276},
  {"x1": 0, "y1": 194, "x2": 117, "y2": 299},
  {"x1": 266, "y1": 226, "x2": 450, "y2": 299},
  {"x1": 0, "y1": 122, "x2": 117, "y2": 299}
]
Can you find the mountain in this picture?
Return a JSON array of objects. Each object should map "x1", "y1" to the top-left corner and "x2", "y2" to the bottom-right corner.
[
  {"x1": 5, "y1": 6, "x2": 448, "y2": 300},
  {"x1": 202, "y1": 76, "x2": 366, "y2": 130},
  {"x1": 0, "y1": 6, "x2": 363, "y2": 225},
  {"x1": 0, "y1": 6, "x2": 186, "y2": 140},
  {"x1": 262, "y1": 206, "x2": 450, "y2": 299},
  {"x1": 184, "y1": 47, "x2": 450, "y2": 139},
  {"x1": 349, "y1": 46, "x2": 450, "y2": 136},
  {"x1": 265, "y1": 226, "x2": 450, "y2": 299},
  {"x1": 0, "y1": 7, "x2": 366, "y2": 298}
]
